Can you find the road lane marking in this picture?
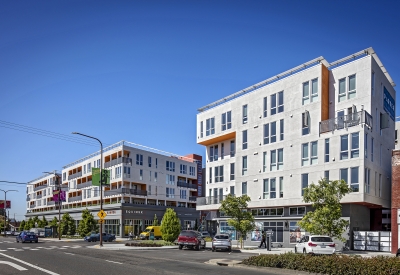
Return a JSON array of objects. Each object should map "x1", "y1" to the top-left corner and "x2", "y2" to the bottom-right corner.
[
  {"x1": 62, "y1": 246, "x2": 70, "y2": 247},
  {"x1": 64, "y1": 252, "x2": 74, "y2": 255},
  {"x1": 22, "y1": 247, "x2": 30, "y2": 249},
  {"x1": 30, "y1": 249, "x2": 39, "y2": 250},
  {"x1": 0, "y1": 250, "x2": 6, "y2": 252},
  {"x1": 15, "y1": 249, "x2": 24, "y2": 251},
  {"x1": 0, "y1": 260, "x2": 28, "y2": 271},
  {"x1": 59, "y1": 248, "x2": 67, "y2": 249},
  {"x1": 0, "y1": 253, "x2": 60, "y2": 275},
  {"x1": 105, "y1": 260, "x2": 123, "y2": 264},
  {"x1": 7, "y1": 248, "x2": 16, "y2": 249}
]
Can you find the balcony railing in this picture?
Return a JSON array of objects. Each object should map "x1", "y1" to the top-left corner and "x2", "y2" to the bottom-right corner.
[
  {"x1": 189, "y1": 196, "x2": 197, "y2": 202},
  {"x1": 47, "y1": 201, "x2": 56, "y2": 206},
  {"x1": 68, "y1": 171, "x2": 82, "y2": 180},
  {"x1": 196, "y1": 195, "x2": 228, "y2": 206},
  {"x1": 68, "y1": 195, "x2": 82, "y2": 202},
  {"x1": 104, "y1": 188, "x2": 147, "y2": 197},
  {"x1": 36, "y1": 194, "x2": 43, "y2": 199},
  {"x1": 319, "y1": 110, "x2": 373, "y2": 134},
  {"x1": 34, "y1": 185, "x2": 47, "y2": 191},
  {"x1": 76, "y1": 181, "x2": 92, "y2": 189},
  {"x1": 104, "y1": 157, "x2": 132, "y2": 169},
  {"x1": 177, "y1": 181, "x2": 197, "y2": 189}
]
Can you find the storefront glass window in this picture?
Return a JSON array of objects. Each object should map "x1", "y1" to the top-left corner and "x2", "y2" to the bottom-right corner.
[
  {"x1": 220, "y1": 221, "x2": 236, "y2": 240},
  {"x1": 289, "y1": 221, "x2": 305, "y2": 243},
  {"x1": 251, "y1": 222, "x2": 263, "y2": 241}
]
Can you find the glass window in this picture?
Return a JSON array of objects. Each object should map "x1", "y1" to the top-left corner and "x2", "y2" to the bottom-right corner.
[
  {"x1": 263, "y1": 152, "x2": 267, "y2": 172},
  {"x1": 263, "y1": 179, "x2": 269, "y2": 199},
  {"x1": 221, "y1": 143, "x2": 224, "y2": 159},
  {"x1": 230, "y1": 186, "x2": 235, "y2": 195},
  {"x1": 148, "y1": 156, "x2": 152, "y2": 167},
  {"x1": 365, "y1": 133, "x2": 368, "y2": 158},
  {"x1": 302, "y1": 112, "x2": 310, "y2": 135},
  {"x1": 214, "y1": 145, "x2": 218, "y2": 161},
  {"x1": 263, "y1": 123, "x2": 269, "y2": 144},
  {"x1": 311, "y1": 78, "x2": 318, "y2": 101},
  {"x1": 364, "y1": 167, "x2": 370, "y2": 194},
  {"x1": 242, "y1": 130, "x2": 248, "y2": 150},
  {"x1": 242, "y1": 182, "x2": 247, "y2": 195},
  {"x1": 278, "y1": 91, "x2": 284, "y2": 113},
  {"x1": 200, "y1": 121, "x2": 203, "y2": 138},
  {"x1": 302, "y1": 143, "x2": 309, "y2": 166},
  {"x1": 339, "y1": 78, "x2": 346, "y2": 102},
  {"x1": 348, "y1": 75, "x2": 356, "y2": 99},
  {"x1": 279, "y1": 177, "x2": 283, "y2": 198},
  {"x1": 230, "y1": 140, "x2": 235, "y2": 157},
  {"x1": 242, "y1": 156, "x2": 247, "y2": 175},
  {"x1": 351, "y1": 167, "x2": 359, "y2": 192},
  {"x1": 301, "y1": 174, "x2": 308, "y2": 196},
  {"x1": 324, "y1": 170, "x2": 329, "y2": 181},
  {"x1": 270, "y1": 150, "x2": 276, "y2": 171},
  {"x1": 230, "y1": 163, "x2": 235, "y2": 180},
  {"x1": 340, "y1": 168, "x2": 348, "y2": 184},
  {"x1": 209, "y1": 146, "x2": 214, "y2": 162},
  {"x1": 325, "y1": 138, "x2": 329, "y2": 162},
  {"x1": 302, "y1": 81, "x2": 309, "y2": 105},
  {"x1": 351, "y1": 132, "x2": 359, "y2": 158},
  {"x1": 210, "y1": 117, "x2": 215, "y2": 134},
  {"x1": 242, "y1": 105, "x2": 248, "y2": 124},
  {"x1": 206, "y1": 118, "x2": 210, "y2": 136},
  {"x1": 280, "y1": 119, "x2": 284, "y2": 141},
  {"x1": 311, "y1": 141, "x2": 318, "y2": 165},
  {"x1": 221, "y1": 113, "x2": 226, "y2": 131},
  {"x1": 271, "y1": 122, "x2": 276, "y2": 143},
  {"x1": 277, "y1": 148, "x2": 283, "y2": 170},
  {"x1": 270, "y1": 178, "x2": 276, "y2": 198},
  {"x1": 227, "y1": 111, "x2": 231, "y2": 129},
  {"x1": 340, "y1": 135, "x2": 349, "y2": 160},
  {"x1": 371, "y1": 138, "x2": 374, "y2": 161},
  {"x1": 209, "y1": 167, "x2": 212, "y2": 184},
  {"x1": 271, "y1": 94, "x2": 277, "y2": 115},
  {"x1": 263, "y1": 97, "x2": 268, "y2": 117}
]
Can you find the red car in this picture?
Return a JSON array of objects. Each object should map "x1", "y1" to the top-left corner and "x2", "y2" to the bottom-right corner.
[{"x1": 178, "y1": 230, "x2": 206, "y2": 250}]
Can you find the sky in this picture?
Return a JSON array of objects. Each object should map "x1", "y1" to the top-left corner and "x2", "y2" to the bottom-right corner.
[{"x1": 1, "y1": 0, "x2": 400, "y2": 220}]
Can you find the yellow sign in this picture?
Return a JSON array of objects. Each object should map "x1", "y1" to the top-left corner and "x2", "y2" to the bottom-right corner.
[
  {"x1": 98, "y1": 219, "x2": 105, "y2": 224},
  {"x1": 97, "y1": 210, "x2": 107, "y2": 219}
]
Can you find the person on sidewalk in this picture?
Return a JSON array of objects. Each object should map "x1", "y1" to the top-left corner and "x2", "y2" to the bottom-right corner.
[
  {"x1": 129, "y1": 231, "x2": 133, "y2": 240},
  {"x1": 259, "y1": 231, "x2": 266, "y2": 248}
]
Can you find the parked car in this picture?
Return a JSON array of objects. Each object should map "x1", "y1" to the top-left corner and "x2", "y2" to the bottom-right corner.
[
  {"x1": 84, "y1": 233, "x2": 100, "y2": 242},
  {"x1": 102, "y1": 233, "x2": 116, "y2": 242},
  {"x1": 178, "y1": 230, "x2": 206, "y2": 250},
  {"x1": 211, "y1": 234, "x2": 232, "y2": 252},
  {"x1": 295, "y1": 235, "x2": 336, "y2": 255},
  {"x1": 16, "y1": 231, "x2": 38, "y2": 243},
  {"x1": 201, "y1": 231, "x2": 211, "y2": 238},
  {"x1": 396, "y1": 248, "x2": 400, "y2": 257},
  {"x1": 13, "y1": 231, "x2": 20, "y2": 236}
]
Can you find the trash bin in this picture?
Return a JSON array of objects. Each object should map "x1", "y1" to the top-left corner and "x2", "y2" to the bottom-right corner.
[
  {"x1": 266, "y1": 235, "x2": 271, "y2": 251},
  {"x1": 149, "y1": 232, "x2": 154, "y2": 241}
]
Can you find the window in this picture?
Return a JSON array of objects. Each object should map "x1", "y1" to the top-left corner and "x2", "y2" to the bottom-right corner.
[
  {"x1": 302, "y1": 143, "x2": 309, "y2": 166},
  {"x1": 270, "y1": 149, "x2": 276, "y2": 171},
  {"x1": 340, "y1": 168, "x2": 348, "y2": 184},
  {"x1": 206, "y1": 117, "x2": 215, "y2": 136},
  {"x1": 271, "y1": 93, "x2": 277, "y2": 115},
  {"x1": 140, "y1": 169, "x2": 143, "y2": 180},
  {"x1": 148, "y1": 156, "x2": 152, "y2": 167},
  {"x1": 351, "y1": 132, "x2": 359, "y2": 158},
  {"x1": 301, "y1": 174, "x2": 308, "y2": 196},
  {"x1": 290, "y1": 206, "x2": 306, "y2": 216},
  {"x1": 364, "y1": 168, "x2": 370, "y2": 194},
  {"x1": 348, "y1": 74, "x2": 356, "y2": 99},
  {"x1": 88, "y1": 163, "x2": 91, "y2": 172},
  {"x1": 209, "y1": 146, "x2": 214, "y2": 162},
  {"x1": 375, "y1": 172, "x2": 378, "y2": 196},
  {"x1": 62, "y1": 172, "x2": 66, "y2": 181},
  {"x1": 242, "y1": 156, "x2": 248, "y2": 175},
  {"x1": 230, "y1": 163, "x2": 235, "y2": 180},
  {"x1": 180, "y1": 189, "x2": 187, "y2": 199},
  {"x1": 324, "y1": 171, "x2": 329, "y2": 181},
  {"x1": 351, "y1": 167, "x2": 359, "y2": 192},
  {"x1": 263, "y1": 97, "x2": 268, "y2": 117},
  {"x1": 311, "y1": 79, "x2": 318, "y2": 101},
  {"x1": 166, "y1": 187, "x2": 175, "y2": 198},
  {"x1": 325, "y1": 139, "x2": 329, "y2": 162},
  {"x1": 115, "y1": 166, "x2": 122, "y2": 178},
  {"x1": 277, "y1": 148, "x2": 283, "y2": 170},
  {"x1": 209, "y1": 167, "x2": 212, "y2": 184},
  {"x1": 271, "y1": 121, "x2": 276, "y2": 143},
  {"x1": 155, "y1": 172, "x2": 157, "y2": 182},
  {"x1": 242, "y1": 105, "x2": 248, "y2": 124},
  {"x1": 271, "y1": 149, "x2": 283, "y2": 171},
  {"x1": 338, "y1": 78, "x2": 346, "y2": 102},
  {"x1": 166, "y1": 161, "x2": 175, "y2": 172},
  {"x1": 278, "y1": 91, "x2": 284, "y2": 113},
  {"x1": 311, "y1": 141, "x2": 318, "y2": 165},
  {"x1": 302, "y1": 81, "x2": 310, "y2": 105},
  {"x1": 189, "y1": 166, "x2": 195, "y2": 176},
  {"x1": 263, "y1": 152, "x2": 267, "y2": 172},
  {"x1": 303, "y1": 79, "x2": 318, "y2": 104},
  {"x1": 338, "y1": 75, "x2": 356, "y2": 101},
  {"x1": 97, "y1": 159, "x2": 100, "y2": 168},
  {"x1": 230, "y1": 140, "x2": 235, "y2": 157},
  {"x1": 149, "y1": 171, "x2": 151, "y2": 181},
  {"x1": 155, "y1": 158, "x2": 158, "y2": 168},
  {"x1": 340, "y1": 135, "x2": 349, "y2": 160},
  {"x1": 214, "y1": 145, "x2": 218, "y2": 160},
  {"x1": 280, "y1": 119, "x2": 284, "y2": 140},
  {"x1": 166, "y1": 174, "x2": 175, "y2": 185},
  {"x1": 302, "y1": 111, "x2": 310, "y2": 135},
  {"x1": 84, "y1": 164, "x2": 86, "y2": 174},
  {"x1": 214, "y1": 165, "x2": 224, "y2": 182},
  {"x1": 263, "y1": 123, "x2": 269, "y2": 144},
  {"x1": 200, "y1": 121, "x2": 203, "y2": 138},
  {"x1": 221, "y1": 143, "x2": 224, "y2": 159},
  {"x1": 380, "y1": 144, "x2": 382, "y2": 165},
  {"x1": 230, "y1": 186, "x2": 235, "y2": 195},
  {"x1": 379, "y1": 174, "x2": 382, "y2": 197},
  {"x1": 270, "y1": 178, "x2": 276, "y2": 198},
  {"x1": 124, "y1": 166, "x2": 131, "y2": 175},
  {"x1": 136, "y1": 154, "x2": 143, "y2": 165},
  {"x1": 221, "y1": 111, "x2": 232, "y2": 131},
  {"x1": 242, "y1": 130, "x2": 248, "y2": 150},
  {"x1": 263, "y1": 179, "x2": 269, "y2": 199},
  {"x1": 365, "y1": 133, "x2": 368, "y2": 158},
  {"x1": 180, "y1": 164, "x2": 187, "y2": 174},
  {"x1": 371, "y1": 138, "x2": 374, "y2": 161},
  {"x1": 279, "y1": 177, "x2": 283, "y2": 198},
  {"x1": 242, "y1": 182, "x2": 247, "y2": 195}
]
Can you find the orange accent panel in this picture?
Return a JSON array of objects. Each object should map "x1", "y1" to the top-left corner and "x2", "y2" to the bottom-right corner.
[
  {"x1": 321, "y1": 64, "x2": 329, "y2": 121},
  {"x1": 198, "y1": 131, "x2": 236, "y2": 146}
]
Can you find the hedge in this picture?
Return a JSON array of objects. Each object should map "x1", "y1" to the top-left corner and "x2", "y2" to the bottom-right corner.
[{"x1": 242, "y1": 253, "x2": 400, "y2": 275}]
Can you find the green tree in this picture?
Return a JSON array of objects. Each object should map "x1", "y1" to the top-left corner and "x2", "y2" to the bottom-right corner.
[
  {"x1": 219, "y1": 194, "x2": 255, "y2": 248},
  {"x1": 60, "y1": 213, "x2": 76, "y2": 236},
  {"x1": 49, "y1": 217, "x2": 58, "y2": 227},
  {"x1": 25, "y1": 217, "x2": 34, "y2": 230},
  {"x1": 152, "y1": 214, "x2": 159, "y2": 226},
  {"x1": 298, "y1": 178, "x2": 352, "y2": 242},
  {"x1": 38, "y1": 216, "x2": 48, "y2": 228},
  {"x1": 160, "y1": 208, "x2": 181, "y2": 242},
  {"x1": 77, "y1": 209, "x2": 97, "y2": 237},
  {"x1": 19, "y1": 220, "x2": 26, "y2": 231},
  {"x1": 32, "y1": 216, "x2": 40, "y2": 228}
]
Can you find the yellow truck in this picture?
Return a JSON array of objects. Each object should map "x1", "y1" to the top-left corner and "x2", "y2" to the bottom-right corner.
[{"x1": 139, "y1": 226, "x2": 162, "y2": 240}]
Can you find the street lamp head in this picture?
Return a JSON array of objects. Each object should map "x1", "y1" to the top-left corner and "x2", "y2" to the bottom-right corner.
[{"x1": 72, "y1": 132, "x2": 78, "y2": 134}]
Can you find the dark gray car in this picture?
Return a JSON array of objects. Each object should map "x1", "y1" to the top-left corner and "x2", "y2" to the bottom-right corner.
[{"x1": 212, "y1": 234, "x2": 232, "y2": 252}]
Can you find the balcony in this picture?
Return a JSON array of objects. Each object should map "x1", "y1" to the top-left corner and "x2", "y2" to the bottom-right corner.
[
  {"x1": 36, "y1": 194, "x2": 43, "y2": 199},
  {"x1": 68, "y1": 171, "x2": 82, "y2": 180},
  {"x1": 76, "y1": 181, "x2": 92, "y2": 189},
  {"x1": 34, "y1": 185, "x2": 47, "y2": 192},
  {"x1": 47, "y1": 201, "x2": 56, "y2": 206},
  {"x1": 196, "y1": 195, "x2": 227, "y2": 206},
  {"x1": 104, "y1": 188, "x2": 147, "y2": 197},
  {"x1": 189, "y1": 196, "x2": 197, "y2": 202},
  {"x1": 319, "y1": 110, "x2": 373, "y2": 134},
  {"x1": 68, "y1": 195, "x2": 82, "y2": 202},
  {"x1": 177, "y1": 181, "x2": 197, "y2": 189},
  {"x1": 104, "y1": 157, "x2": 132, "y2": 169}
]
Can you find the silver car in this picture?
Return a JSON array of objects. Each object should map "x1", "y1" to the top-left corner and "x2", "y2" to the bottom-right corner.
[{"x1": 212, "y1": 234, "x2": 232, "y2": 252}]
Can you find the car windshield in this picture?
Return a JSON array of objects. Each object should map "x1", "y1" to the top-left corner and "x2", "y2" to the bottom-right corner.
[
  {"x1": 180, "y1": 231, "x2": 196, "y2": 237},
  {"x1": 144, "y1": 228, "x2": 152, "y2": 233},
  {"x1": 214, "y1": 235, "x2": 229, "y2": 239},
  {"x1": 311, "y1": 237, "x2": 332, "y2": 242}
]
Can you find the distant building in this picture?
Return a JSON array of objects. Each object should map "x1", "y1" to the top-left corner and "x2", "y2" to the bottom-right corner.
[{"x1": 26, "y1": 141, "x2": 202, "y2": 237}]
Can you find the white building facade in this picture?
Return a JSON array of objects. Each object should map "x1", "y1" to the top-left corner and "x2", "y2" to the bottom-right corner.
[
  {"x1": 196, "y1": 48, "x2": 396, "y2": 247},
  {"x1": 26, "y1": 141, "x2": 202, "y2": 237}
]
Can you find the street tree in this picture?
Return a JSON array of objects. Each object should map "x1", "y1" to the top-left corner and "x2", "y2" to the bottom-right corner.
[
  {"x1": 32, "y1": 216, "x2": 40, "y2": 228},
  {"x1": 25, "y1": 217, "x2": 34, "y2": 230},
  {"x1": 49, "y1": 217, "x2": 58, "y2": 227},
  {"x1": 219, "y1": 194, "x2": 255, "y2": 248},
  {"x1": 61, "y1": 213, "x2": 76, "y2": 236},
  {"x1": 77, "y1": 209, "x2": 97, "y2": 237},
  {"x1": 152, "y1": 214, "x2": 159, "y2": 226},
  {"x1": 160, "y1": 208, "x2": 181, "y2": 242},
  {"x1": 298, "y1": 178, "x2": 352, "y2": 242},
  {"x1": 19, "y1": 220, "x2": 26, "y2": 231},
  {"x1": 38, "y1": 216, "x2": 48, "y2": 228}
]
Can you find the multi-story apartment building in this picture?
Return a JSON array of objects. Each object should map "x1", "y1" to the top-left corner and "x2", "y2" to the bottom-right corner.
[
  {"x1": 196, "y1": 48, "x2": 396, "y2": 247},
  {"x1": 26, "y1": 141, "x2": 202, "y2": 237}
]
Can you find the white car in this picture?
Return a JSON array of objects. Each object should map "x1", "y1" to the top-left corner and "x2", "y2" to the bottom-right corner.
[{"x1": 294, "y1": 235, "x2": 336, "y2": 255}]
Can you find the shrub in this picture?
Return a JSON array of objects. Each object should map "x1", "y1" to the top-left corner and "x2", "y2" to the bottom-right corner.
[
  {"x1": 242, "y1": 253, "x2": 400, "y2": 275},
  {"x1": 125, "y1": 242, "x2": 163, "y2": 247}
]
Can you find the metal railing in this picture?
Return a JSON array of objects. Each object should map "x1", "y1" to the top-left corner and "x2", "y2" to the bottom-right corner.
[
  {"x1": 68, "y1": 171, "x2": 82, "y2": 180},
  {"x1": 47, "y1": 201, "x2": 56, "y2": 206},
  {"x1": 196, "y1": 195, "x2": 227, "y2": 206},
  {"x1": 105, "y1": 188, "x2": 147, "y2": 197},
  {"x1": 68, "y1": 195, "x2": 82, "y2": 202},
  {"x1": 189, "y1": 196, "x2": 197, "y2": 202},
  {"x1": 34, "y1": 185, "x2": 47, "y2": 191},
  {"x1": 76, "y1": 181, "x2": 92, "y2": 189},
  {"x1": 319, "y1": 110, "x2": 373, "y2": 134},
  {"x1": 104, "y1": 157, "x2": 132, "y2": 168},
  {"x1": 177, "y1": 181, "x2": 197, "y2": 189},
  {"x1": 36, "y1": 194, "x2": 43, "y2": 199}
]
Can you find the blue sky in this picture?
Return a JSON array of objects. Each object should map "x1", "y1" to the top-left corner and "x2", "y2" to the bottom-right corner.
[{"x1": 1, "y1": 0, "x2": 399, "y2": 220}]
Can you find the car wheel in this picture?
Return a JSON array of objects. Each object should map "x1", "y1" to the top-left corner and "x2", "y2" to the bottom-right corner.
[
  {"x1": 228, "y1": 247, "x2": 232, "y2": 252},
  {"x1": 195, "y1": 244, "x2": 200, "y2": 251},
  {"x1": 212, "y1": 248, "x2": 215, "y2": 252},
  {"x1": 35, "y1": 240, "x2": 38, "y2": 243},
  {"x1": 30, "y1": 241, "x2": 32, "y2": 243},
  {"x1": 17, "y1": 240, "x2": 19, "y2": 243},
  {"x1": 179, "y1": 245, "x2": 183, "y2": 250}
]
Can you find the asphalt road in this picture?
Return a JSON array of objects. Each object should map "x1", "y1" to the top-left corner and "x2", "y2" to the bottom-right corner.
[{"x1": 0, "y1": 237, "x2": 280, "y2": 275}]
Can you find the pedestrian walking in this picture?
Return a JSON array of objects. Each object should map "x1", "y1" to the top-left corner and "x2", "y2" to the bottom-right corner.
[
  {"x1": 129, "y1": 231, "x2": 133, "y2": 240},
  {"x1": 259, "y1": 231, "x2": 266, "y2": 248}
]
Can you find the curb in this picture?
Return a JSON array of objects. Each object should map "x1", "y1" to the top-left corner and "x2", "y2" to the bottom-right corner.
[{"x1": 88, "y1": 245, "x2": 178, "y2": 250}]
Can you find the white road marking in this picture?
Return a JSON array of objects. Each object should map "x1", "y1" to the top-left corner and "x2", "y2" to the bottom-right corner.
[
  {"x1": 0, "y1": 250, "x2": 6, "y2": 252},
  {"x1": 105, "y1": 260, "x2": 123, "y2": 265},
  {"x1": 30, "y1": 249, "x2": 39, "y2": 250},
  {"x1": 22, "y1": 247, "x2": 30, "y2": 249},
  {"x1": 62, "y1": 246, "x2": 70, "y2": 247},
  {"x1": 59, "y1": 248, "x2": 67, "y2": 249},
  {"x1": 0, "y1": 252, "x2": 60, "y2": 275},
  {"x1": 15, "y1": 249, "x2": 24, "y2": 251},
  {"x1": 64, "y1": 252, "x2": 74, "y2": 255},
  {"x1": 0, "y1": 260, "x2": 28, "y2": 271},
  {"x1": 36, "y1": 247, "x2": 43, "y2": 248},
  {"x1": 7, "y1": 248, "x2": 16, "y2": 249}
]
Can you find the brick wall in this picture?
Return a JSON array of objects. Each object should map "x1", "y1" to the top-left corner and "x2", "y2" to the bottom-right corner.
[{"x1": 391, "y1": 150, "x2": 400, "y2": 254}]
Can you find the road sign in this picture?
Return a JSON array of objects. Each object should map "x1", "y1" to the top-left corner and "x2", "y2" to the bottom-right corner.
[
  {"x1": 97, "y1": 210, "x2": 107, "y2": 219},
  {"x1": 98, "y1": 219, "x2": 105, "y2": 224}
]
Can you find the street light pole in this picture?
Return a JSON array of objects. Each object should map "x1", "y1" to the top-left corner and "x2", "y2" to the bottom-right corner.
[
  {"x1": 0, "y1": 189, "x2": 17, "y2": 237},
  {"x1": 72, "y1": 132, "x2": 103, "y2": 247},
  {"x1": 43, "y1": 171, "x2": 61, "y2": 240}
]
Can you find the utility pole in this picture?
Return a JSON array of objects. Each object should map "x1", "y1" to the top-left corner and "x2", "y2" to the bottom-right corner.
[
  {"x1": 43, "y1": 171, "x2": 61, "y2": 240},
  {"x1": 0, "y1": 189, "x2": 17, "y2": 237}
]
